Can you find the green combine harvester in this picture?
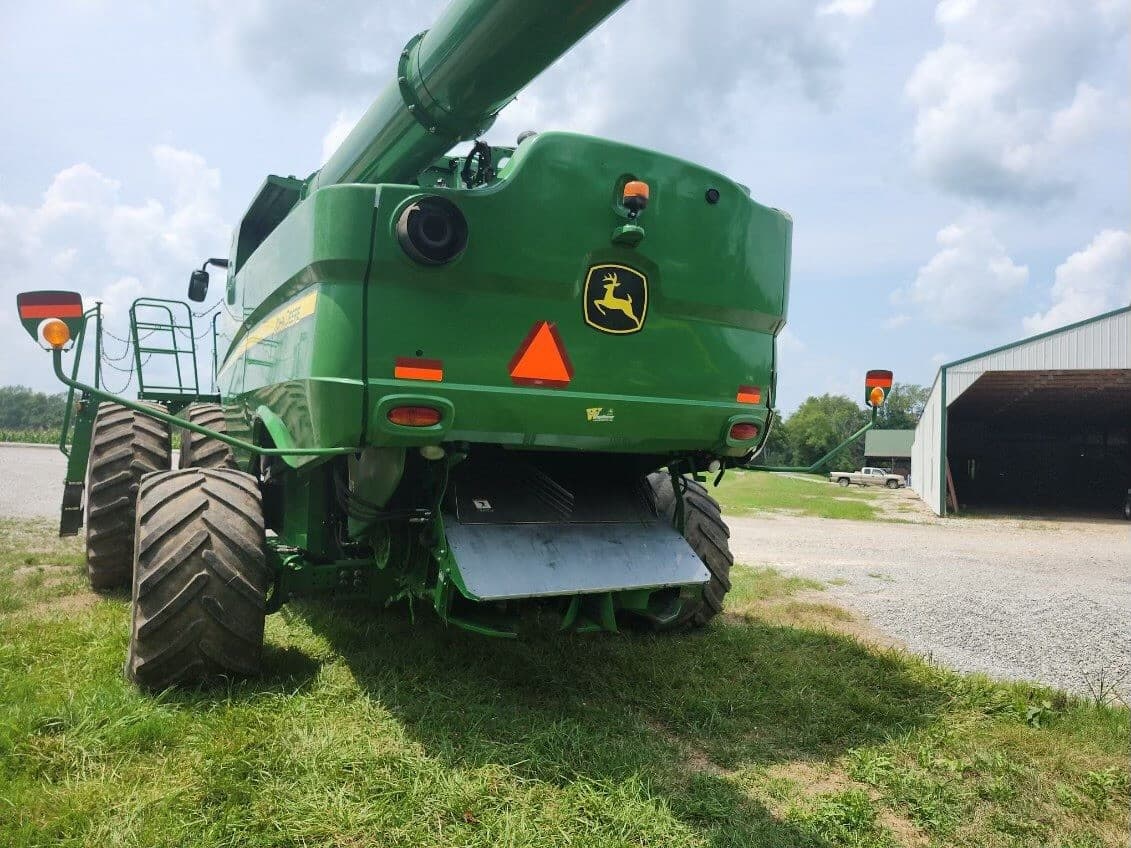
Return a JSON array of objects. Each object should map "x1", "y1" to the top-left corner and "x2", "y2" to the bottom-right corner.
[{"x1": 16, "y1": 0, "x2": 891, "y2": 689}]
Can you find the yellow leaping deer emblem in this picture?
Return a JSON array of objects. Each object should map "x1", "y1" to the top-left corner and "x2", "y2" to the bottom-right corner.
[{"x1": 592, "y1": 272, "x2": 642, "y2": 330}]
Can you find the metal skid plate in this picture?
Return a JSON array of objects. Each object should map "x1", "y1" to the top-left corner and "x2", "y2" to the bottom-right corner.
[{"x1": 444, "y1": 520, "x2": 710, "y2": 601}]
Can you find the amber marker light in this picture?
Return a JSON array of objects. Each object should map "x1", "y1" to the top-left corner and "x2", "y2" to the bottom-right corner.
[
  {"x1": 736, "y1": 385, "x2": 762, "y2": 404},
  {"x1": 622, "y1": 180, "x2": 650, "y2": 217},
  {"x1": 869, "y1": 386, "x2": 886, "y2": 407},
  {"x1": 40, "y1": 318, "x2": 71, "y2": 349}
]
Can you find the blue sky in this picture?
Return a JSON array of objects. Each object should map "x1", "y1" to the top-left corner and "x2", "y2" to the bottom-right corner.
[{"x1": 1, "y1": 0, "x2": 1128, "y2": 411}]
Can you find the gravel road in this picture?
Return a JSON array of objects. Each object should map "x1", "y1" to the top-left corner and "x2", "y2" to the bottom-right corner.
[
  {"x1": 0, "y1": 443, "x2": 67, "y2": 519},
  {"x1": 3, "y1": 443, "x2": 1128, "y2": 700},
  {"x1": 728, "y1": 512, "x2": 1131, "y2": 702}
]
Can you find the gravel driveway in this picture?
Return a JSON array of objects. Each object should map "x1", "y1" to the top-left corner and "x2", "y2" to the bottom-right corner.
[
  {"x1": 0, "y1": 443, "x2": 67, "y2": 519},
  {"x1": 728, "y1": 511, "x2": 1131, "y2": 702}
]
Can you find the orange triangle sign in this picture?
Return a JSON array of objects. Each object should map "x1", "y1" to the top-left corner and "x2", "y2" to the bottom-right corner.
[{"x1": 508, "y1": 321, "x2": 573, "y2": 388}]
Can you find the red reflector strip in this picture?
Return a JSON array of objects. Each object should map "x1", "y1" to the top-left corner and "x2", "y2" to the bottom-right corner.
[
  {"x1": 19, "y1": 303, "x2": 84, "y2": 319},
  {"x1": 729, "y1": 422, "x2": 760, "y2": 441},
  {"x1": 387, "y1": 406, "x2": 442, "y2": 427},
  {"x1": 394, "y1": 357, "x2": 443, "y2": 382},
  {"x1": 865, "y1": 370, "x2": 893, "y2": 388},
  {"x1": 736, "y1": 385, "x2": 761, "y2": 404}
]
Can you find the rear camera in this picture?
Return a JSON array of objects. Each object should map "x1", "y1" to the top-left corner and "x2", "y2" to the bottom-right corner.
[
  {"x1": 705, "y1": 188, "x2": 720, "y2": 205},
  {"x1": 396, "y1": 196, "x2": 468, "y2": 265}
]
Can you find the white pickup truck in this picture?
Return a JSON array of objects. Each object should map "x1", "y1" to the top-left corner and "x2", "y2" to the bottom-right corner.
[{"x1": 829, "y1": 467, "x2": 905, "y2": 489}]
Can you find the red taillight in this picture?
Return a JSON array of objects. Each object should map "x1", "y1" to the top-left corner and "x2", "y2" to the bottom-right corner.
[
  {"x1": 387, "y1": 406, "x2": 442, "y2": 427},
  {"x1": 729, "y1": 422, "x2": 759, "y2": 441}
]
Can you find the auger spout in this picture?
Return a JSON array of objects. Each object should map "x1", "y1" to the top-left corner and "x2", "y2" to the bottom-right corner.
[{"x1": 309, "y1": 0, "x2": 627, "y2": 191}]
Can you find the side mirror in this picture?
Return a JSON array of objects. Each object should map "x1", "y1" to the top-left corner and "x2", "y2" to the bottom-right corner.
[{"x1": 188, "y1": 269, "x2": 210, "y2": 302}]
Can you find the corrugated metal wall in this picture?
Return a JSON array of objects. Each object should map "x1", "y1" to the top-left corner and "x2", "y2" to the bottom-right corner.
[
  {"x1": 910, "y1": 308, "x2": 1130, "y2": 515},
  {"x1": 946, "y1": 309, "x2": 1131, "y2": 403},
  {"x1": 911, "y1": 370, "x2": 943, "y2": 514}
]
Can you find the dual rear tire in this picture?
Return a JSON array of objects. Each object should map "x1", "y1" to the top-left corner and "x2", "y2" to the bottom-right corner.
[
  {"x1": 646, "y1": 473, "x2": 734, "y2": 629},
  {"x1": 82, "y1": 403, "x2": 267, "y2": 688},
  {"x1": 127, "y1": 468, "x2": 268, "y2": 689}
]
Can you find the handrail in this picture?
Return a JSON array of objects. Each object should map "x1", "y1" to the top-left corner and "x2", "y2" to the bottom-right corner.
[
  {"x1": 58, "y1": 303, "x2": 102, "y2": 457},
  {"x1": 51, "y1": 349, "x2": 356, "y2": 459}
]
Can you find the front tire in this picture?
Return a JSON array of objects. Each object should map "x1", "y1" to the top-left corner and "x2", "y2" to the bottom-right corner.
[
  {"x1": 127, "y1": 468, "x2": 268, "y2": 689},
  {"x1": 84, "y1": 403, "x2": 170, "y2": 591},
  {"x1": 886, "y1": 479, "x2": 899, "y2": 489},
  {"x1": 646, "y1": 472, "x2": 733, "y2": 629}
]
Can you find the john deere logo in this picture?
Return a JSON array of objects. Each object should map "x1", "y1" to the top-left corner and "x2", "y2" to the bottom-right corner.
[{"x1": 583, "y1": 264, "x2": 647, "y2": 334}]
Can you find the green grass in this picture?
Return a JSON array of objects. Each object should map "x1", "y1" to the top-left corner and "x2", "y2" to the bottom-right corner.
[
  {"x1": 713, "y1": 471, "x2": 882, "y2": 521},
  {"x1": 0, "y1": 522, "x2": 1127, "y2": 847}
]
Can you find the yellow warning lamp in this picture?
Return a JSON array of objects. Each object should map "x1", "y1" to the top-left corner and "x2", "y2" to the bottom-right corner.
[{"x1": 40, "y1": 318, "x2": 72, "y2": 350}]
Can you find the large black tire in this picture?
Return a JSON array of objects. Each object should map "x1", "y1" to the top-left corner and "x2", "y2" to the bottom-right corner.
[
  {"x1": 178, "y1": 403, "x2": 236, "y2": 470},
  {"x1": 646, "y1": 472, "x2": 733, "y2": 629},
  {"x1": 127, "y1": 468, "x2": 268, "y2": 689},
  {"x1": 886, "y1": 479, "x2": 899, "y2": 490},
  {"x1": 837, "y1": 477, "x2": 850, "y2": 488},
  {"x1": 84, "y1": 403, "x2": 171, "y2": 591}
]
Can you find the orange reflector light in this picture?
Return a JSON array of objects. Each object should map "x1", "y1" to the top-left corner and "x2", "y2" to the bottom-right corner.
[
  {"x1": 508, "y1": 321, "x2": 573, "y2": 388},
  {"x1": 41, "y1": 318, "x2": 71, "y2": 349},
  {"x1": 623, "y1": 180, "x2": 650, "y2": 201},
  {"x1": 869, "y1": 386, "x2": 887, "y2": 407},
  {"x1": 736, "y1": 385, "x2": 761, "y2": 404},
  {"x1": 394, "y1": 357, "x2": 443, "y2": 382},
  {"x1": 387, "y1": 406, "x2": 442, "y2": 427},
  {"x1": 729, "y1": 422, "x2": 760, "y2": 441}
]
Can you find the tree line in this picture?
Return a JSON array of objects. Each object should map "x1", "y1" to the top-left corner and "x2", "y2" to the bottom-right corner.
[
  {"x1": 758, "y1": 383, "x2": 929, "y2": 470},
  {"x1": 0, "y1": 386, "x2": 69, "y2": 432}
]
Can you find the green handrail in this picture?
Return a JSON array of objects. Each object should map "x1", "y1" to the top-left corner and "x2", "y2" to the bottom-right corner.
[
  {"x1": 57, "y1": 304, "x2": 101, "y2": 457},
  {"x1": 51, "y1": 349, "x2": 356, "y2": 459}
]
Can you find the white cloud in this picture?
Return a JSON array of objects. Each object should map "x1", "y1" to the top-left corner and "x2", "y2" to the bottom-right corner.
[
  {"x1": 212, "y1": 0, "x2": 860, "y2": 158},
  {"x1": 906, "y1": 0, "x2": 1129, "y2": 202},
  {"x1": 1023, "y1": 229, "x2": 1131, "y2": 333},
  {"x1": 0, "y1": 148, "x2": 228, "y2": 391},
  {"x1": 896, "y1": 218, "x2": 1028, "y2": 329},
  {"x1": 818, "y1": 0, "x2": 876, "y2": 17},
  {"x1": 883, "y1": 313, "x2": 911, "y2": 329}
]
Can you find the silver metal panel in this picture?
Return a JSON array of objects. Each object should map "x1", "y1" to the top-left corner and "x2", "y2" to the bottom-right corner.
[
  {"x1": 445, "y1": 521, "x2": 710, "y2": 600},
  {"x1": 911, "y1": 370, "x2": 944, "y2": 515},
  {"x1": 947, "y1": 310, "x2": 1131, "y2": 404}
]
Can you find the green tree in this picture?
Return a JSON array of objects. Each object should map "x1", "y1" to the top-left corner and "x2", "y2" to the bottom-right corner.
[
  {"x1": 876, "y1": 382, "x2": 930, "y2": 429},
  {"x1": 785, "y1": 394, "x2": 869, "y2": 470},
  {"x1": 757, "y1": 412, "x2": 792, "y2": 466},
  {"x1": 0, "y1": 386, "x2": 69, "y2": 430}
]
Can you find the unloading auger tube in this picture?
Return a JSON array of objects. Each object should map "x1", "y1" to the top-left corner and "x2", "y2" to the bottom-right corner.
[{"x1": 310, "y1": 0, "x2": 628, "y2": 190}]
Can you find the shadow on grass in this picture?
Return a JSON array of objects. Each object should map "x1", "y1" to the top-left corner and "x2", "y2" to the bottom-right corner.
[{"x1": 203, "y1": 598, "x2": 951, "y2": 846}]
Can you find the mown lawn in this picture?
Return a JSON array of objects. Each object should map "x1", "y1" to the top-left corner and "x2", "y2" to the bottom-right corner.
[
  {"x1": 0, "y1": 518, "x2": 1127, "y2": 847},
  {"x1": 713, "y1": 471, "x2": 883, "y2": 521}
]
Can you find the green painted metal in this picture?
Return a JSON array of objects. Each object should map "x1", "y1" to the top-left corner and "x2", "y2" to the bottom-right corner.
[
  {"x1": 310, "y1": 0, "x2": 628, "y2": 191},
  {"x1": 21, "y1": 0, "x2": 800, "y2": 634},
  {"x1": 50, "y1": 350, "x2": 357, "y2": 461}
]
